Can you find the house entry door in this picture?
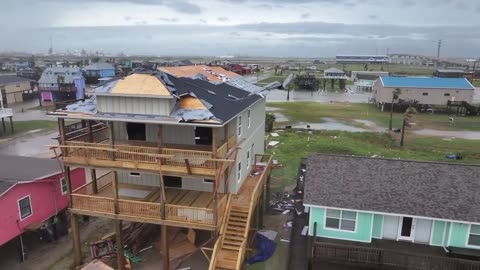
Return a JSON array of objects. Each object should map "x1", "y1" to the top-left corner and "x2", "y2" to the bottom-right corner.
[{"x1": 398, "y1": 217, "x2": 415, "y2": 241}]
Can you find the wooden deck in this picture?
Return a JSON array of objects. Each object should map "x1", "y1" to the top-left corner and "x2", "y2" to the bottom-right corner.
[{"x1": 70, "y1": 177, "x2": 227, "y2": 230}]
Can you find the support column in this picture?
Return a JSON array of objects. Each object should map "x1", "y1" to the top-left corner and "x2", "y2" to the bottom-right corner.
[
  {"x1": 71, "y1": 213, "x2": 82, "y2": 267},
  {"x1": 18, "y1": 235, "x2": 25, "y2": 262},
  {"x1": 115, "y1": 220, "x2": 125, "y2": 270},
  {"x1": 58, "y1": 118, "x2": 66, "y2": 157},
  {"x1": 87, "y1": 120, "x2": 93, "y2": 143},
  {"x1": 212, "y1": 127, "x2": 217, "y2": 157},
  {"x1": 9, "y1": 116, "x2": 13, "y2": 134},
  {"x1": 64, "y1": 165, "x2": 72, "y2": 206},
  {"x1": 91, "y1": 169, "x2": 97, "y2": 194},
  {"x1": 108, "y1": 121, "x2": 115, "y2": 160},
  {"x1": 112, "y1": 171, "x2": 119, "y2": 214},
  {"x1": 213, "y1": 173, "x2": 219, "y2": 238},
  {"x1": 161, "y1": 225, "x2": 169, "y2": 270}
]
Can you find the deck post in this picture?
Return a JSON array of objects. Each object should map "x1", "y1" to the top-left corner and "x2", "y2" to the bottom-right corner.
[
  {"x1": 223, "y1": 167, "x2": 229, "y2": 193},
  {"x1": 58, "y1": 118, "x2": 66, "y2": 156},
  {"x1": 212, "y1": 127, "x2": 217, "y2": 157},
  {"x1": 112, "y1": 171, "x2": 119, "y2": 214},
  {"x1": 108, "y1": 121, "x2": 115, "y2": 160},
  {"x1": 9, "y1": 116, "x2": 13, "y2": 133},
  {"x1": 158, "y1": 159, "x2": 166, "y2": 220},
  {"x1": 71, "y1": 213, "x2": 82, "y2": 267},
  {"x1": 115, "y1": 220, "x2": 125, "y2": 270},
  {"x1": 64, "y1": 165, "x2": 72, "y2": 207},
  {"x1": 161, "y1": 225, "x2": 170, "y2": 270},
  {"x1": 213, "y1": 170, "x2": 219, "y2": 238},
  {"x1": 91, "y1": 169, "x2": 97, "y2": 194},
  {"x1": 87, "y1": 120, "x2": 93, "y2": 143}
]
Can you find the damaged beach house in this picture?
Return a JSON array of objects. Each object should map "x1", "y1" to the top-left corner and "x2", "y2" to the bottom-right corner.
[{"x1": 48, "y1": 68, "x2": 273, "y2": 270}]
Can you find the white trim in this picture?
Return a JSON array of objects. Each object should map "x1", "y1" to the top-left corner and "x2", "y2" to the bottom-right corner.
[
  {"x1": 397, "y1": 217, "x2": 416, "y2": 242},
  {"x1": 303, "y1": 204, "x2": 480, "y2": 226},
  {"x1": 237, "y1": 115, "x2": 242, "y2": 137},
  {"x1": 323, "y1": 208, "x2": 358, "y2": 233},
  {"x1": 465, "y1": 224, "x2": 480, "y2": 249},
  {"x1": 370, "y1": 213, "x2": 375, "y2": 240},
  {"x1": 247, "y1": 109, "x2": 251, "y2": 129},
  {"x1": 429, "y1": 220, "x2": 436, "y2": 246},
  {"x1": 317, "y1": 234, "x2": 373, "y2": 243},
  {"x1": 17, "y1": 195, "x2": 32, "y2": 221},
  {"x1": 447, "y1": 222, "x2": 453, "y2": 247},
  {"x1": 379, "y1": 215, "x2": 384, "y2": 239},
  {"x1": 236, "y1": 161, "x2": 242, "y2": 183}
]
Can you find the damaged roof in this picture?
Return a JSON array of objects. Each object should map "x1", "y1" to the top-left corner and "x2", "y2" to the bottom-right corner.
[
  {"x1": 38, "y1": 67, "x2": 84, "y2": 84},
  {"x1": 160, "y1": 65, "x2": 240, "y2": 82},
  {"x1": 57, "y1": 71, "x2": 262, "y2": 125}
]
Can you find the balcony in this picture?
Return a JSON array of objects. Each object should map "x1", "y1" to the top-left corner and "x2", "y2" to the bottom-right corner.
[{"x1": 71, "y1": 172, "x2": 229, "y2": 230}]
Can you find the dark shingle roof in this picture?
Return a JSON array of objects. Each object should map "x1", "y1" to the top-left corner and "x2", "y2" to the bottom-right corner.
[
  {"x1": 304, "y1": 154, "x2": 480, "y2": 223},
  {"x1": 0, "y1": 155, "x2": 61, "y2": 195},
  {"x1": 0, "y1": 75, "x2": 33, "y2": 85},
  {"x1": 167, "y1": 75, "x2": 262, "y2": 123}
]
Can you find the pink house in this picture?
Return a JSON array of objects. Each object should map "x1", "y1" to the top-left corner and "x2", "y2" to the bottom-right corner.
[{"x1": 0, "y1": 155, "x2": 86, "y2": 250}]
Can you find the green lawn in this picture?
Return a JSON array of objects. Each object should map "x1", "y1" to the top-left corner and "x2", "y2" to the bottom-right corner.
[
  {"x1": 266, "y1": 130, "x2": 480, "y2": 192},
  {"x1": 268, "y1": 102, "x2": 480, "y2": 131},
  {"x1": 0, "y1": 120, "x2": 57, "y2": 138}
]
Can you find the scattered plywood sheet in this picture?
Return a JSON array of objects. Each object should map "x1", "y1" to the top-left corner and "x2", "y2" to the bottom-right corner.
[
  {"x1": 112, "y1": 73, "x2": 171, "y2": 96},
  {"x1": 270, "y1": 132, "x2": 279, "y2": 137},
  {"x1": 268, "y1": 141, "x2": 280, "y2": 147},
  {"x1": 81, "y1": 259, "x2": 114, "y2": 270},
  {"x1": 180, "y1": 96, "x2": 207, "y2": 110}
]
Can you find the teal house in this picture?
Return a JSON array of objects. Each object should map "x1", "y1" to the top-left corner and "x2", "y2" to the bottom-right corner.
[{"x1": 304, "y1": 154, "x2": 480, "y2": 265}]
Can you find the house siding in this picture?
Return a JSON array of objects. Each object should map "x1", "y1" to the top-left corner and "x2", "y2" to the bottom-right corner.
[
  {"x1": 372, "y1": 80, "x2": 474, "y2": 105},
  {"x1": 97, "y1": 95, "x2": 175, "y2": 116},
  {"x1": 308, "y1": 207, "x2": 373, "y2": 243},
  {"x1": 449, "y1": 222, "x2": 476, "y2": 249},
  {"x1": 431, "y1": 220, "x2": 446, "y2": 246},
  {"x1": 372, "y1": 214, "x2": 383, "y2": 239}
]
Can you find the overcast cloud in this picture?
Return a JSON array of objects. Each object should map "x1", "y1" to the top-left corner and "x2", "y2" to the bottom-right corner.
[{"x1": 0, "y1": 0, "x2": 479, "y2": 57}]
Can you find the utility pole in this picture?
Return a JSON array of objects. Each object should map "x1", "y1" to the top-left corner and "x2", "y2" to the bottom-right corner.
[{"x1": 437, "y1": 39, "x2": 442, "y2": 59}]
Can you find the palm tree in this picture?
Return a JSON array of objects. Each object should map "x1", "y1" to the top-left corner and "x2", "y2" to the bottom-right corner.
[
  {"x1": 389, "y1": 88, "x2": 402, "y2": 130},
  {"x1": 400, "y1": 107, "x2": 417, "y2": 146}
]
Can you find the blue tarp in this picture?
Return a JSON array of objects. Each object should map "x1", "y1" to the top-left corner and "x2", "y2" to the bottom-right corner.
[{"x1": 245, "y1": 233, "x2": 276, "y2": 265}]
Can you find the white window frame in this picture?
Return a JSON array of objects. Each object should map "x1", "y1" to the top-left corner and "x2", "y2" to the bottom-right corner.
[
  {"x1": 324, "y1": 209, "x2": 357, "y2": 232},
  {"x1": 237, "y1": 115, "x2": 242, "y2": 136},
  {"x1": 237, "y1": 161, "x2": 242, "y2": 183},
  {"x1": 246, "y1": 150, "x2": 251, "y2": 169},
  {"x1": 467, "y1": 224, "x2": 480, "y2": 247},
  {"x1": 247, "y1": 109, "x2": 251, "y2": 128},
  {"x1": 60, "y1": 177, "x2": 68, "y2": 195},
  {"x1": 18, "y1": 195, "x2": 32, "y2": 220},
  {"x1": 203, "y1": 179, "x2": 214, "y2": 184}
]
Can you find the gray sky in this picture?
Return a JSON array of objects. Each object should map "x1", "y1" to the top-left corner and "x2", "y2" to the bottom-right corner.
[{"x1": 1, "y1": 0, "x2": 479, "y2": 57}]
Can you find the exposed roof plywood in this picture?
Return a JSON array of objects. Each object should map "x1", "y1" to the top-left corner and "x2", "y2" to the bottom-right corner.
[
  {"x1": 111, "y1": 73, "x2": 171, "y2": 96},
  {"x1": 180, "y1": 96, "x2": 207, "y2": 110},
  {"x1": 160, "y1": 65, "x2": 240, "y2": 82}
]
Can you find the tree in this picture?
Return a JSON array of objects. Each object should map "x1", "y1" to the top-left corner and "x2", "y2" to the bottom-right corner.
[
  {"x1": 388, "y1": 88, "x2": 402, "y2": 130},
  {"x1": 400, "y1": 107, "x2": 417, "y2": 146}
]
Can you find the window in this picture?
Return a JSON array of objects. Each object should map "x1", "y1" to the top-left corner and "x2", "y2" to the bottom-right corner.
[
  {"x1": 444, "y1": 93, "x2": 451, "y2": 97},
  {"x1": 130, "y1": 172, "x2": 141, "y2": 177},
  {"x1": 237, "y1": 115, "x2": 242, "y2": 136},
  {"x1": 18, "y1": 196, "x2": 32, "y2": 220},
  {"x1": 325, "y1": 209, "x2": 356, "y2": 231},
  {"x1": 60, "y1": 178, "x2": 68, "y2": 194},
  {"x1": 468, "y1": 225, "x2": 480, "y2": 246},
  {"x1": 247, "y1": 109, "x2": 251, "y2": 128},
  {"x1": 203, "y1": 179, "x2": 214, "y2": 184},
  {"x1": 195, "y1": 127, "x2": 212, "y2": 145},
  {"x1": 246, "y1": 150, "x2": 251, "y2": 169},
  {"x1": 422, "y1": 92, "x2": 429, "y2": 96},
  {"x1": 126, "y1": 122, "x2": 146, "y2": 141},
  {"x1": 163, "y1": 175, "x2": 182, "y2": 188},
  {"x1": 251, "y1": 144, "x2": 255, "y2": 165},
  {"x1": 237, "y1": 161, "x2": 242, "y2": 182}
]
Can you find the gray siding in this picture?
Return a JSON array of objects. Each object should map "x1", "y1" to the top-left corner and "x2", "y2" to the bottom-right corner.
[
  {"x1": 372, "y1": 80, "x2": 474, "y2": 105},
  {"x1": 112, "y1": 122, "x2": 195, "y2": 145},
  {"x1": 117, "y1": 171, "x2": 160, "y2": 187},
  {"x1": 97, "y1": 95, "x2": 175, "y2": 115},
  {"x1": 231, "y1": 99, "x2": 266, "y2": 194}
]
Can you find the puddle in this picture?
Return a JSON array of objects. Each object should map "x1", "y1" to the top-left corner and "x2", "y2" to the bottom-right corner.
[
  {"x1": 353, "y1": 119, "x2": 385, "y2": 132},
  {"x1": 413, "y1": 129, "x2": 480, "y2": 140},
  {"x1": 0, "y1": 131, "x2": 58, "y2": 157},
  {"x1": 292, "y1": 118, "x2": 370, "y2": 132}
]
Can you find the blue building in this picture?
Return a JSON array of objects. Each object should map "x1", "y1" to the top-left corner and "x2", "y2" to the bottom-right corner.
[{"x1": 83, "y1": 62, "x2": 115, "y2": 84}]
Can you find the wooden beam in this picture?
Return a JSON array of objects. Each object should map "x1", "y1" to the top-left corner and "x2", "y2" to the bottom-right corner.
[
  {"x1": 158, "y1": 158, "x2": 166, "y2": 220},
  {"x1": 114, "y1": 220, "x2": 126, "y2": 270},
  {"x1": 91, "y1": 169, "x2": 97, "y2": 194},
  {"x1": 87, "y1": 120, "x2": 94, "y2": 143},
  {"x1": 112, "y1": 171, "x2": 119, "y2": 214},
  {"x1": 212, "y1": 127, "x2": 217, "y2": 157},
  {"x1": 161, "y1": 225, "x2": 169, "y2": 270},
  {"x1": 213, "y1": 173, "x2": 218, "y2": 239},
  {"x1": 58, "y1": 118, "x2": 66, "y2": 156},
  {"x1": 185, "y1": 159, "x2": 192, "y2": 175},
  {"x1": 108, "y1": 121, "x2": 115, "y2": 160},
  {"x1": 71, "y1": 213, "x2": 82, "y2": 267}
]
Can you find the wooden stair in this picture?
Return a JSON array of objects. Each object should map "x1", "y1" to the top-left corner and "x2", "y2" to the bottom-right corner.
[{"x1": 211, "y1": 205, "x2": 250, "y2": 269}]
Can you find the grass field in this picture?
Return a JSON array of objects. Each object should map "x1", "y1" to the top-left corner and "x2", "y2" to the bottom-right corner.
[
  {"x1": 268, "y1": 102, "x2": 480, "y2": 131},
  {"x1": 266, "y1": 130, "x2": 480, "y2": 192},
  {"x1": 0, "y1": 120, "x2": 57, "y2": 138}
]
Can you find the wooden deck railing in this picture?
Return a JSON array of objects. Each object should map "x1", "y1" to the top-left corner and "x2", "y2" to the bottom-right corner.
[
  {"x1": 61, "y1": 141, "x2": 216, "y2": 171},
  {"x1": 227, "y1": 135, "x2": 237, "y2": 149},
  {"x1": 313, "y1": 242, "x2": 480, "y2": 270},
  {"x1": 72, "y1": 172, "x2": 113, "y2": 195},
  {"x1": 217, "y1": 141, "x2": 228, "y2": 158},
  {"x1": 71, "y1": 194, "x2": 115, "y2": 214},
  {"x1": 165, "y1": 204, "x2": 214, "y2": 225},
  {"x1": 118, "y1": 199, "x2": 162, "y2": 219}
]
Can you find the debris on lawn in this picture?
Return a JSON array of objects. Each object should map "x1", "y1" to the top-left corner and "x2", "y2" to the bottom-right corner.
[
  {"x1": 282, "y1": 221, "x2": 293, "y2": 231},
  {"x1": 258, "y1": 230, "x2": 278, "y2": 241},
  {"x1": 447, "y1": 154, "x2": 463, "y2": 160},
  {"x1": 268, "y1": 141, "x2": 280, "y2": 147},
  {"x1": 272, "y1": 159, "x2": 283, "y2": 168},
  {"x1": 269, "y1": 192, "x2": 295, "y2": 212},
  {"x1": 280, "y1": 238, "x2": 290, "y2": 243},
  {"x1": 271, "y1": 132, "x2": 280, "y2": 137}
]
